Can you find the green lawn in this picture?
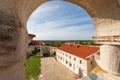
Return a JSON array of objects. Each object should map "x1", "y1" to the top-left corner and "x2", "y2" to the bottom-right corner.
[{"x1": 25, "y1": 55, "x2": 41, "y2": 80}]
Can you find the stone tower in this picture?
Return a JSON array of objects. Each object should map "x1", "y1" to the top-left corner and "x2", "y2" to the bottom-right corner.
[{"x1": 93, "y1": 36, "x2": 120, "y2": 75}]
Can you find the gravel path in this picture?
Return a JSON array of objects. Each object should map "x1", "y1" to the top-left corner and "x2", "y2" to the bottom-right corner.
[{"x1": 39, "y1": 57, "x2": 76, "y2": 80}]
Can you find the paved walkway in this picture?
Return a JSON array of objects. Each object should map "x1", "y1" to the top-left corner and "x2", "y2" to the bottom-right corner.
[{"x1": 39, "y1": 57, "x2": 76, "y2": 80}]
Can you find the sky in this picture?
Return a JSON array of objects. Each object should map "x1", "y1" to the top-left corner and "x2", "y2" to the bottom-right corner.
[{"x1": 27, "y1": 0, "x2": 95, "y2": 40}]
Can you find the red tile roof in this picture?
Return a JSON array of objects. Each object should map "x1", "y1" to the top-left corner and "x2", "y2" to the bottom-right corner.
[
  {"x1": 58, "y1": 44, "x2": 99, "y2": 59},
  {"x1": 31, "y1": 40, "x2": 44, "y2": 45}
]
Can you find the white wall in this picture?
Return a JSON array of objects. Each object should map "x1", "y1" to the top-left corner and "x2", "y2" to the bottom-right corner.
[{"x1": 56, "y1": 49, "x2": 87, "y2": 77}]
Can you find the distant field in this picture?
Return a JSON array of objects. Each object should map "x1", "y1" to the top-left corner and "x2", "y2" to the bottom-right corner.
[
  {"x1": 25, "y1": 55, "x2": 40, "y2": 80},
  {"x1": 43, "y1": 40, "x2": 99, "y2": 47}
]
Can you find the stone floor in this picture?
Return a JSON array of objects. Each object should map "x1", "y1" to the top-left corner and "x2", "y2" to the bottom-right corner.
[{"x1": 39, "y1": 57, "x2": 76, "y2": 80}]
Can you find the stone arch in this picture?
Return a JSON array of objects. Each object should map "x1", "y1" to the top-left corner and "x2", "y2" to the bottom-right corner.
[
  {"x1": 17, "y1": 0, "x2": 120, "y2": 37},
  {"x1": 0, "y1": 0, "x2": 120, "y2": 80}
]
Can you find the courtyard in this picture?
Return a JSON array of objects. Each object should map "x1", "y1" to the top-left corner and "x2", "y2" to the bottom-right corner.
[{"x1": 40, "y1": 57, "x2": 76, "y2": 80}]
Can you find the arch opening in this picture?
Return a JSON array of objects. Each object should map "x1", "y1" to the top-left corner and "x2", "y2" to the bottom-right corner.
[
  {"x1": 26, "y1": 0, "x2": 97, "y2": 80},
  {"x1": 27, "y1": 0, "x2": 96, "y2": 40}
]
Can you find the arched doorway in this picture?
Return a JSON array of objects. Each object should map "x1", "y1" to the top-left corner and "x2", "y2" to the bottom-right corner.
[{"x1": 79, "y1": 68, "x2": 83, "y2": 78}]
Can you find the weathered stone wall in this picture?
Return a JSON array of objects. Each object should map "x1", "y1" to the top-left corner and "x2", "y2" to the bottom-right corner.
[
  {"x1": 87, "y1": 56, "x2": 94, "y2": 74},
  {"x1": 66, "y1": 0, "x2": 120, "y2": 36},
  {"x1": 40, "y1": 45, "x2": 50, "y2": 56},
  {"x1": 0, "y1": 0, "x2": 27, "y2": 79}
]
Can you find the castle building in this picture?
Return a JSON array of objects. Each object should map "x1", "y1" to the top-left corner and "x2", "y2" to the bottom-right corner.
[
  {"x1": 27, "y1": 40, "x2": 45, "y2": 57},
  {"x1": 56, "y1": 44, "x2": 99, "y2": 77}
]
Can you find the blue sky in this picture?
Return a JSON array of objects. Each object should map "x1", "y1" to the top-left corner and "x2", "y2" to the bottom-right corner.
[{"x1": 27, "y1": 0, "x2": 95, "y2": 40}]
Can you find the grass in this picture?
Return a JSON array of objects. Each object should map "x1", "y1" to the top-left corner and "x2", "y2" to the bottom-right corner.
[{"x1": 25, "y1": 54, "x2": 41, "y2": 80}]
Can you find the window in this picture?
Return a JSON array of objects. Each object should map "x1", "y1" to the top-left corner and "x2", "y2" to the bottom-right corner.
[
  {"x1": 69, "y1": 63, "x2": 72, "y2": 67},
  {"x1": 61, "y1": 57, "x2": 62, "y2": 60},
  {"x1": 66, "y1": 54, "x2": 67, "y2": 57},
  {"x1": 69, "y1": 55, "x2": 71, "y2": 59},
  {"x1": 80, "y1": 60, "x2": 82, "y2": 64},
  {"x1": 66, "y1": 60, "x2": 68, "y2": 64},
  {"x1": 74, "y1": 57, "x2": 76, "y2": 61}
]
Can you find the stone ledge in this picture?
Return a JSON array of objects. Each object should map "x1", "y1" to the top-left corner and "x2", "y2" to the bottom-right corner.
[{"x1": 92, "y1": 35, "x2": 120, "y2": 45}]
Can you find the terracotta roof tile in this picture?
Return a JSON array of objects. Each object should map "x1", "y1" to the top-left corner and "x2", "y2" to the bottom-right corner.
[
  {"x1": 58, "y1": 44, "x2": 99, "y2": 59},
  {"x1": 31, "y1": 40, "x2": 44, "y2": 45}
]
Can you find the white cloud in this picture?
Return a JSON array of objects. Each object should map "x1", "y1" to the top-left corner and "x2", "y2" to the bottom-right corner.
[
  {"x1": 32, "y1": 23, "x2": 95, "y2": 40},
  {"x1": 27, "y1": 15, "x2": 93, "y2": 32},
  {"x1": 27, "y1": 1, "x2": 95, "y2": 40},
  {"x1": 28, "y1": 4, "x2": 61, "y2": 21}
]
